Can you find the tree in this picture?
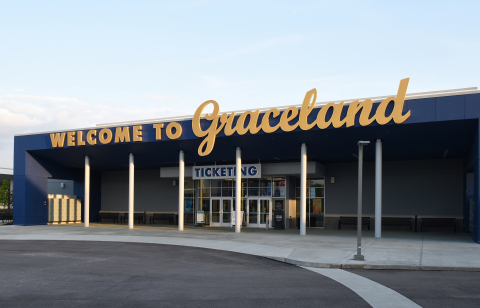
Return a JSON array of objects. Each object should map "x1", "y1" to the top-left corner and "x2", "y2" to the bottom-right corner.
[{"x1": 0, "y1": 179, "x2": 13, "y2": 211}]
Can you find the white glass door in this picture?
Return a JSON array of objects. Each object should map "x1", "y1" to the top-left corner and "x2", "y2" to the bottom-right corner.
[
  {"x1": 247, "y1": 198, "x2": 271, "y2": 228},
  {"x1": 247, "y1": 199, "x2": 258, "y2": 227},
  {"x1": 210, "y1": 198, "x2": 232, "y2": 227},
  {"x1": 222, "y1": 199, "x2": 232, "y2": 226}
]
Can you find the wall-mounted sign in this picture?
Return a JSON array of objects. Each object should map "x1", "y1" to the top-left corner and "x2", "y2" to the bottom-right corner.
[
  {"x1": 193, "y1": 164, "x2": 261, "y2": 179},
  {"x1": 196, "y1": 211, "x2": 204, "y2": 224},
  {"x1": 49, "y1": 79, "x2": 411, "y2": 158}
]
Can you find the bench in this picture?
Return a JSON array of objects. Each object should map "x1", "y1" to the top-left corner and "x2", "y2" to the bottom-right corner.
[
  {"x1": 338, "y1": 216, "x2": 370, "y2": 230},
  {"x1": 421, "y1": 218, "x2": 456, "y2": 232},
  {"x1": 150, "y1": 213, "x2": 175, "y2": 225},
  {"x1": 1, "y1": 211, "x2": 12, "y2": 223},
  {"x1": 381, "y1": 217, "x2": 413, "y2": 231},
  {"x1": 120, "y1": 212, "x2": 146, "y2": 224},
  {"x1": 97, "y1": 212, "x2": 119, "y2": 223}
]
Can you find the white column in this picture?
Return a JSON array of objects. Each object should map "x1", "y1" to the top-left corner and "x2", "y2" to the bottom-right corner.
[
  {"x1": 84, "y1": 156, "x2": 90, "y2": 227},
  {"x1": 300, "y1": 143, "x2": 307, "y2": 235},
  {"x1": 375, "y1": 139, "x2": 383, "y2": 238},
  {"x1": 179, "y1": 151, "x2": 185, "y2": 231},
  {"x1": 235, "y1": 147, "x2": 242, "y2": 233},
  {"x1": 128, "y1": 153, "x2": 134, "y2": 230}
]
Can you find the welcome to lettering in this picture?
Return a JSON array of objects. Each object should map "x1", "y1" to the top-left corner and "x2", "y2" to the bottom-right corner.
[{"x1": 50, "y1": 78, "x2": 411, "y2": 157}]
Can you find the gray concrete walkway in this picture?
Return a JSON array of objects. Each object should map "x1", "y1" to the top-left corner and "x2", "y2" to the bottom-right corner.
[{"x1": 1, "y1": 223, "x2": 479, "y2": 271}]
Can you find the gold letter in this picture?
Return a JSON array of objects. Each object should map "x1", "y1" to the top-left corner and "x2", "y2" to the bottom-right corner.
[
  {"x1": 261, "y1": 108, "x2": 281, "y2": 133},
  {"x1": 220, "y1": 113, "x2": 236, "y2": 136},
  {"x1": 166, "y1": 122, "x2": 182, "y2": 139},
  {"x1": 344, "y1": 99, "x2": 375, "y2": 127},
  {"x1": 67, "y1": 131, "x2": 76, "y2": 147},
  {"x1": 235, "y1": 111, "x2": 262, "y2": 135},
  {"x1": 153, "y1": 124, "x2": 164, "y2": 140},
  {"x1": 192, "y1": 100, "x2": 219, "y2": 138},
  {"x1": 87, "y1": 130, "x2": 97, "y2": 145},
  {"x1": 192, "y1": 100, "x2": 225, "y2": 156},
  {"x1": 316, "y1": 103, "x2": 346, "y2": 129},
  {"x1": 115, "y1": 127, "x2": 131, "y2": 143},
  {"x1": 99, "y1": 128, "x2": 113, "y2": 144},
  {"x1": 77, "y1": 131, "x2": 86, "y2": 146},
  {"x1": 298, "y1": 89, "x2": 317, "y2": 130},
  {"x1": 133, "y1": 126, "x2": 142, "y2": 142},
  {"x1": 50, "y1": 133, "x2": 66, "y2": 148},
  {"x1": 375, "y1": 78, "x2": 411, "y2": 125},
  {"x1": 279, "y1": 107, "x2": 299, "y2": 132}
]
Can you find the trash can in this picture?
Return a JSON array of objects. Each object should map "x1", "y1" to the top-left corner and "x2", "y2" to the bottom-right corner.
[{"x1": 274, "y1": 211, "x2": 285, "y2": 230}]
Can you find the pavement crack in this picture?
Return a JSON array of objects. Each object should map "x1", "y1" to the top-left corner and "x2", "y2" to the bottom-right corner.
[{"x1": 283, "y1": 248, "x2": 294, "y2": 260}]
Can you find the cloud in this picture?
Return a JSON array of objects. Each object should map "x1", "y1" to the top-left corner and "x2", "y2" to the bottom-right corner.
[
  {"x1": 205, "y1": 35, "x2": 306, "y2": 62},
  {"x1": 14, "y1": 89, "x2": 25, "y2": 92},
  {"x1": 0, "y1": 93, "x2": 189, "y2": 168},
  {"x1": 140, "y1": 94, "x2": 184, "y2": 105},
  {"x1": 1, "y1": 94, "x2": 83, "y2": 104}
]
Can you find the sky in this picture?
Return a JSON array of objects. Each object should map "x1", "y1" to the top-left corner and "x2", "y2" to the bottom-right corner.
[{"x1": 0, "y1": 0, "x2": 479, "y2": 168}]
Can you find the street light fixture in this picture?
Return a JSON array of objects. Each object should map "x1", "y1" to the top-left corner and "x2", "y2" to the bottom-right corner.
[{"x1": 354, "y1": 140, "x2": 370, "y2": 261}]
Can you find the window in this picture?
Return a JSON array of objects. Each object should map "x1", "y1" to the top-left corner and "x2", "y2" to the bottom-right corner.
[
  {"x1": 184, "y1": 180, "x2": 195, "y2": 224},
  {"x1": 295, "y1": 178, "x2": 325, "y2": 227}
]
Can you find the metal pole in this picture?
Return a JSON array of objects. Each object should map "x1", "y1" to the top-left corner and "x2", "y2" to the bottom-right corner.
[
  {"x1": 235, "y1": 147, "x2": 241, "y2": 233},
  {"x1": 354, "y1": 141, "x2": 369, "y2": 261},
  {"x1": 300, "y1": 143, "x2": 307, "y2": 235},
  {"x1": 178, "y1": 151, "x2": 185, "y2": 231},
  {"x1": 84, "y1": 156, "x2": 90, "y2": 227},
  {"x1": 375, "y1": 139, "x2": 382, "y2": 238},
  {"x1": 128, "y1": 153, "x2": 134, "y2": 230}
]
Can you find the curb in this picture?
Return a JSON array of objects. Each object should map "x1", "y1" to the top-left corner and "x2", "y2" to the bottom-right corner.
[{"x1": 265, "y1": 256, "x2": 480, "y2": 272}]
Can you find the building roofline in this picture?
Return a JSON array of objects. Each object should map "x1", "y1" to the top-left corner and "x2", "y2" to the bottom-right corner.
[
  {"x1": 14, "y1": 86, "x2": 479, "y2": 137},
  {"x1": 95, "y1": 86, "x2": 479, "y2": 127}
]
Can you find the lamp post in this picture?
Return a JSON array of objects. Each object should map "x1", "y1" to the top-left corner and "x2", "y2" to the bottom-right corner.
[{"x1": 354, "y1": 140, "x2": 370, "y2": 261}]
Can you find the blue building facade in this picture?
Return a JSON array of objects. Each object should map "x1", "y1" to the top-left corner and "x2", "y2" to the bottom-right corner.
[{"x1": 13, "y1": 81, "x2": 480, "y2": 242}]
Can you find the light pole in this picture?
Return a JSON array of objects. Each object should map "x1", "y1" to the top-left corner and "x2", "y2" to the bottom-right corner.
[{"x1": 354, "y1": 140, "x2": 370, "y2": 261}]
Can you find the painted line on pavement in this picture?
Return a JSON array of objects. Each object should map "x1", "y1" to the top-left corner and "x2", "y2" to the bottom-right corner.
[{"x1": 303, "y1": 267, "x2": 422, "y2": 308}]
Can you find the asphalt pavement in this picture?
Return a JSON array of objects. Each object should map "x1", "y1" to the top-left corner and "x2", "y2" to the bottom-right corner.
[
  {"x1": 347, "y1": 269, "x2": 480, "y2": 308},
  {"x1": 0, "y1": 240, "x2": 370, "y2": 308}
]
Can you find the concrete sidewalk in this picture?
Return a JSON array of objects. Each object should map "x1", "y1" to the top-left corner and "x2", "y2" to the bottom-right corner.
[{"x1": 1, "y1": 224, "x2": 479, "y2": 271}]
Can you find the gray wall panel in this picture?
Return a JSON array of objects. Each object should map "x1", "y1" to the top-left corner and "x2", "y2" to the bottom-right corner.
[
  {"x1": 324, "y1": 159, "x2": 463, "y2": 216},
  {"x1": 48, "y1": 179, "x2": 74, "y2": 195},
  {"x1": 101, "y1": 170, "x2": 178, "y2": 212}
]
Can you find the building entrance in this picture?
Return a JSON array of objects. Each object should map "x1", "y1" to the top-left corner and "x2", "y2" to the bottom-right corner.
[
  {"x1": 210, "y1": 198, "x2": 232, "y2": 227},
  {"x1": 247, "y1": 198, "x2": 271, "y2": 228}
]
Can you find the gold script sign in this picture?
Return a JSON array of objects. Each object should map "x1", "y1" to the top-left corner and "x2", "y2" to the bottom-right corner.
[
  {"x1": 50, "y1": 78, "x2": 411, "y2": 157},
  {"x1": 192, "y1": 78, "x2": 410, "y2": 156}
]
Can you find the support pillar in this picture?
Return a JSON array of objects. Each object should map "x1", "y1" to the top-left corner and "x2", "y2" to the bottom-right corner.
[
  {"x1": 179, "y1": 151, "x2": 184, "y2": 231},
  {"x1": 375, "y1": 139, "x2": 382, "y2": 238},
  {"x1": 235, "y1": 147, "x2": 241, "y2": 233},
  {"x1": 84, "y1": 156, "x2": 90, "y2": 227},
  {"x1": 300, "y1": 143, "x2": 307, "y2": 235},
  {"x1": 128, "y1": 153, "x2": 134, "y2": 229}
]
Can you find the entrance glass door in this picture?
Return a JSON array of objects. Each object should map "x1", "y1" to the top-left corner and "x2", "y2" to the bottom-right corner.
[
  {"x1": 210, "y1": 198, "x2": 232, "y2": 227},
  {"x1": 248, "y1": 199, "x2": 258, "y2": 226},
  {"x1": 222, "y1": 199, "x2": 231, "y2": 225},
  {"x1": 247, "y1": 198, "x2": 271, "y2": 228}
]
